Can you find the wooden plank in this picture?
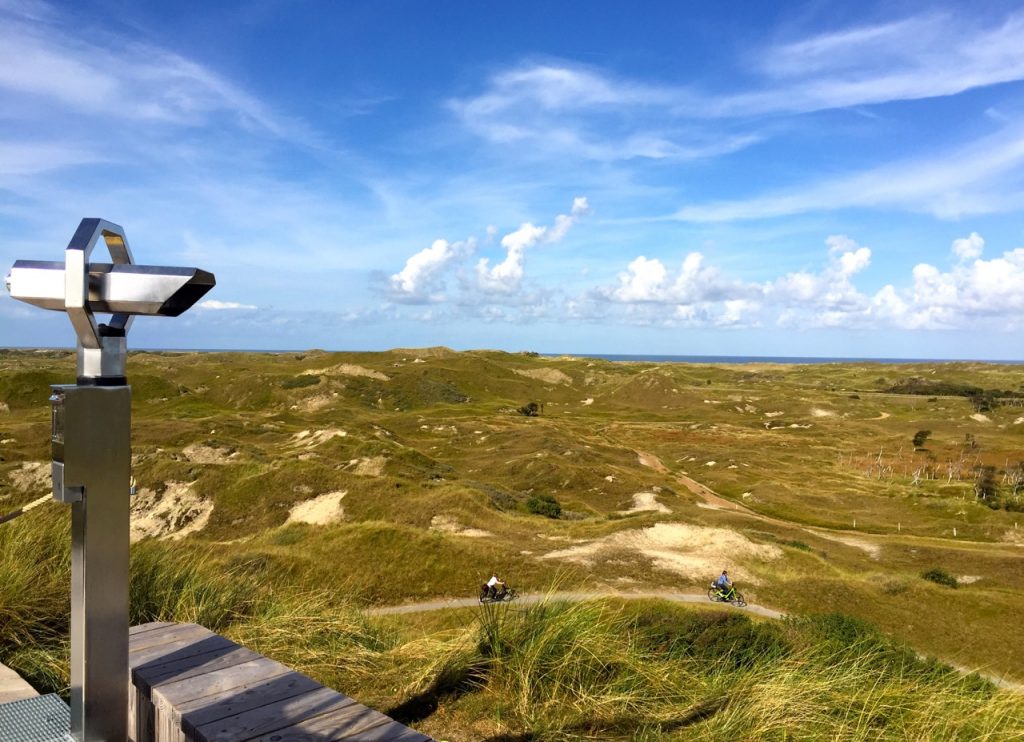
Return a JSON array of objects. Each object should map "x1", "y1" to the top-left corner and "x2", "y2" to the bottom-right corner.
[
  {"x1": 243, "y1": 702, "x2": 396, "y2": 742},
  {"x1": 130, "y1": 624, "x2": 209, "y2": 655},
  {"x1": 131, "y1": 628, "x2": 226, "y2": 671},
  {"x1": 152, "y1": 659, "x2": 291, "y2": 742},
  {"x1": 154, "y1": 657, "x2": 292, "y2": 708},
  {"x1": 124, "y1": 622, "x2": 429, "y2": 741},
  {"x1": 131, "y1": 621, "x2": 177, "y2": 636},
  {"x1": 135, "y1": 634, "x2": 237, "y2": 675},
  {"x1": 188, "y1": 686, "x2": 353, "y2": 741},
  {"x1": 137, "y1": 646, "x2": 262, "y2": 697}
]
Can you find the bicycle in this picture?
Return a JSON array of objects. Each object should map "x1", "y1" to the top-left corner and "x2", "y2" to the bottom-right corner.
[
  {"x1": 707, "y1": 584, "x2": 746, "y2": 607},
  {"x1": 479, "y1": 584, "x2": 519, "y2": 604}
]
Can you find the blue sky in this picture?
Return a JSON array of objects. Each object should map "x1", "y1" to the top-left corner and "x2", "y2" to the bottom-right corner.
[{"x1": 2, "y1": 0, "x2": 1024, "y2": 358}]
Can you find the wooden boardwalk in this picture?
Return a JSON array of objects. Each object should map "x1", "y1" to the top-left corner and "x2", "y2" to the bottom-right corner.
[{"x1": 129, "y1": 622, "x2": 430, "y2": 742}]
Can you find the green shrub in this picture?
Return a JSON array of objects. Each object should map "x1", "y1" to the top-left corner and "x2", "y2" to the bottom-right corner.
[
  {"x1": 921, "y1": 568, "x2": 958, "y2": 589},
  {"x1": 281, "y1": 374, "x2": 321, "y2": 389},
  {"x1": 517, "y1": 401, "x2": 540, "y2": 416},
  {"x1": 526, "y1": 493, "x2": 561, "y2": 518}
]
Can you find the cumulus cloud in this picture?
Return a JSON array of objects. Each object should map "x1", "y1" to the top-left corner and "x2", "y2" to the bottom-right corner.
[
  {"x1": 952, "y1": 232, "x2": 984, "y2": 261},
  {"x1": 476, "y1": 197, "x2": 590, "y2": 294},
  {"x1": 871, "y1": 240, "x2": 1024, "y2": 329},
  {"x1": 768, "y1": 235, "x2": 872, "y2": 314},
  {"x1": 388, "y1": 238, "x2": 475, "y2": 303},
  {"x1": 583, "y1": 232, "x2": 1024, "y2": 332},
  {"x1": 600, "y1": 250, "x2": 754, "y2": 306}
]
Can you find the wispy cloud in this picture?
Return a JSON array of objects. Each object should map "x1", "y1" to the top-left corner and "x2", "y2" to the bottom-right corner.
[
  {"x1": 197, "y1": 300, "x2": 258, "y2": 311},
  {"x1": 674, "y1": 125, "x2": 1024, "y2": 222},
  {"x1": 0, "y1": 3, "x2": 314, "y2": 143},
  {"x1": 723, "y1": 12, "x2": 1024, "y2": 116},
  {"x1": 449, "y1": 62, "x2": 758, "y2": 162},
  {"x1": 451, "y1": 10, "x2": 1024, "y2": 165}
]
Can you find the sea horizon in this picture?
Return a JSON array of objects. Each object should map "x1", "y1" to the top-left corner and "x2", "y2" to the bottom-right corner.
[{"x1": 4, "y1": 345, "x2": 1024, "y2": 365}]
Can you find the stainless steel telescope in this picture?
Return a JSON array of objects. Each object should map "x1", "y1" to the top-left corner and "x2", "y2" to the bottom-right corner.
[{"x1": 4, "y1": 218, "x2": 215, "y2": 742}]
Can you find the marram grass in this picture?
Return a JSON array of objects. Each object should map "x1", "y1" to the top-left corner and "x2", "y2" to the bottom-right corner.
[{"x1": 1, "y1": 510, "x2": 1023, "y2": 739}]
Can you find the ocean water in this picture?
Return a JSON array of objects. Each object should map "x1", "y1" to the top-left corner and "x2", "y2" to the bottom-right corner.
[{"x1": 549, "y1": 353, "x2": 1024, "y2": 365}]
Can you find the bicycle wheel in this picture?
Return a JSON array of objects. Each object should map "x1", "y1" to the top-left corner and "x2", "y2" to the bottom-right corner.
[
  {"x1": 707, "y1": 587, "x2": 720, "y2": 602},
  {"x1": 732, "y1": 592, "x2": 746, "y2": 607}
]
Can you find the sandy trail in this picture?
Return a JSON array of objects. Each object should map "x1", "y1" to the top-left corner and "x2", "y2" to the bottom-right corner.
[{"x1": 366, "y1": 590, "x2": 783, "y2": 619}]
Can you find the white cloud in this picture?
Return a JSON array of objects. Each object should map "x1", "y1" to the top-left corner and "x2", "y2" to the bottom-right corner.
[
  {"x1": 0, "y1": 1, "x2": 316, "y2": 145},
  {"x1": 476, "y1": 197, "x2": 590, "y2": 295},
  {"x1": 723, "y1": 12, "x2": 1024, "y2": 117},
  {"x1": 450, "y1": 62, "x2": 757, "y2": 162},
  {"x1": 952, "y1": 232, "x2": 984, "y2": 261},
  {"x1": 389, "y1": 238, "x2": 474, "y2": 303},
  {"x1": 600, "y1": 250, "x2": 755, "y2": 305},
  {"x1": 452, "y1": 11, "x2": 1024, "y2": 164},
  {"x1": 198, "y1": 300, "x2": 257, "y2": 311},
  {"x1": 674, "y1": 125, "x2": 1024, "y2": 222}
]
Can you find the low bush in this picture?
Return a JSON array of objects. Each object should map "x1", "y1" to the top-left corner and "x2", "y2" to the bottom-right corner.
[
  {"x1": 281, "y1": 374, "x2": 321, "y2": 389},
  {"x1": 517, "y1": 401, "x2": 540, "y2": 417},
  {"x1": 526, "y1": 493, "x2": 561, "y2": 518},
  {"x1": 922, "y1": 568, "x2": 958, "y2": 589}
]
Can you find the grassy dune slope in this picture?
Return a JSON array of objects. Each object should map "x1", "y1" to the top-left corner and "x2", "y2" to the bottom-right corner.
[{"x1": 1, "y1": 348, "x2": 1023, "y2": 739}]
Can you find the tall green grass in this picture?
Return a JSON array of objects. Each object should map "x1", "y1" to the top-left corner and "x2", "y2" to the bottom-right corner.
[{"x1": 2, "y1": 510, "x2": 1022, "y2": 739}]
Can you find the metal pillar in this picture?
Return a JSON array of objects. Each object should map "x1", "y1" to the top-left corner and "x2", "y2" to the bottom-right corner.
[
  {"x1": 54, "y1": 385, "x2": 131, "y2": 740},
  {"x1": 5, "y1": 218, "x2": 214, "y2": 741}
]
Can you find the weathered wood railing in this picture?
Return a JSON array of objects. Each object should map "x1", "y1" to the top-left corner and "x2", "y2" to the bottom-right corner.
[{"x1": 129, "y1": 622, "x2": 429, "y2": 742}]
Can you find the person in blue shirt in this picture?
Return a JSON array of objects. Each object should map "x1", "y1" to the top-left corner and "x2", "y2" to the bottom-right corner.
[{"x1": 713, "y1": 570, "x2": 734, "y2": 599}]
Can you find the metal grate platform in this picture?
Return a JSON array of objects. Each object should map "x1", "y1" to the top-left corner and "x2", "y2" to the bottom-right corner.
[{"x1": 0, "y1": 693, "x2": 72, "y2": 741}]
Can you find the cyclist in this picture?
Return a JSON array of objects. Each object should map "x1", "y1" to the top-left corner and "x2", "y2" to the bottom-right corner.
[
  {"x1": 713, "y1": 570, "x2": 735, "y2": 600},
  {"x1": 485, "y1": 574, "x2": 507, "y2": 599}
]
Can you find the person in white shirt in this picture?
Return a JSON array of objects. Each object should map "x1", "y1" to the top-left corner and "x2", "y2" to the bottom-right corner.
[{"x1": 485, "y1": 574, "x2": 506, "y2": 598}]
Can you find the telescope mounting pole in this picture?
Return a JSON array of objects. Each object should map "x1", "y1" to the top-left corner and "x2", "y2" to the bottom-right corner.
[{"x1": 5, "y1": 218, "x2": 215, "y2": 741}]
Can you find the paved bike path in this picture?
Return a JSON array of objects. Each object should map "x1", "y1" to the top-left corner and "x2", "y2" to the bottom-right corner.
[{"x1": 366, "y1": 590, "x2": 784, "y2": 619}]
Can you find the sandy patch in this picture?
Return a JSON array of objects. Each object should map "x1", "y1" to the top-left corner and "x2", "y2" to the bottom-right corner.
[
  {"x1": 182, "y1": 443, "x2": 234, "y2": 464},
  {"x1": 513, "y1": 367, "x2": 572, "y2": 385},
  {"x1": 811, "y1": 408, "x2": 835, "y2": 418},
  {"x1": 581, "y1": 398, "x2": 594, "y2": 406},
  {"x1": 970, "y1": 413, "x2": 991, "y2": 423},
  {"x1": 429, "y1": 514, "x2": 492, "y2": 538},
  {"x1": 291, "y1": 428, "x2": 347, "y2": 447},
  {"x1": 637, "y1": 451, "x2": 668, "y2": 473},
  {"x1": 131, "y1": 481, "x2": 213, "y2": 542},
  {"x1": 1015, "y1": 417, "x2": 1024, "y2": 425},
  {"x1": 7, "y1": 462, "x2": 49, "y2": 493},
  {"x1": 541, "y1": 523, "x2": 780, "y2": 583},
  {"x1": 287, "y1": 491, "x2": 347, "y2": 525},
  {"x1": 957, "y1": 575, "x2": 982, "y2": 585},
  {"x1": 307, "y1": 363, "x2": 389, "y2": 381},
  {"x1": 346, "y1": 456, "x2": 387, "y2": 476},
  {"x1": 871, "y1": 412, "x2": 891, "y2": 420},
  {"x1": 0, "y1": 402, "x2": 9, "y2": 414},
  {"x1": 621, "y1": 492, "x2": 671, "y2": 514},
  {"x1": 293, "y1": 393, "x2": 337, "y2": 413},
  {"x1": 809, "y1": 529, "x2": 882, "y2": 559},
  {"x1": 764, "y1": 411, "x2": 784, "y2": 417},
  {"x1": 1001, "y1": 529, "x2": 1024, "y2": 544}
]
